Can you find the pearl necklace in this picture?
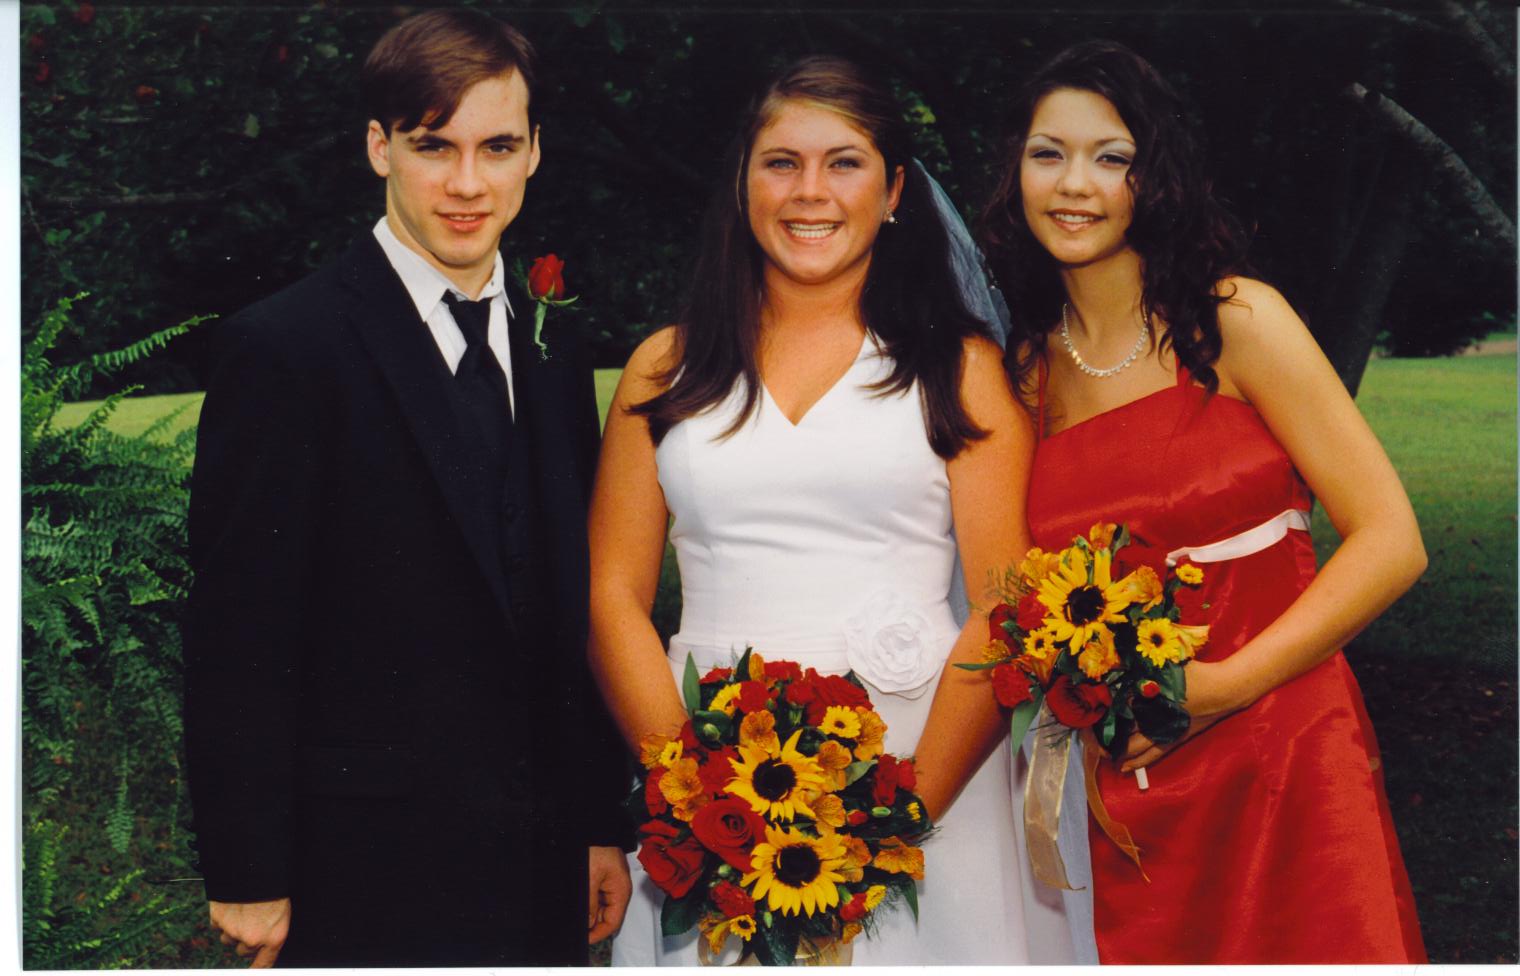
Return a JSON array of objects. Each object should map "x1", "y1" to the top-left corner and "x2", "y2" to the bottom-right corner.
[{"x1": 1059, "y1": 303, "x2": 1149, "y2": 379}]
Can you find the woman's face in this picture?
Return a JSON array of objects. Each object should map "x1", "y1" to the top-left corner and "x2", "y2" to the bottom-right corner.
[
  {"x1": 745, "y1": 99, "x2": 904, "y2": 289},
  {"x1": 1019, "y1": 88, "x2": 1137, "y2": 268}
]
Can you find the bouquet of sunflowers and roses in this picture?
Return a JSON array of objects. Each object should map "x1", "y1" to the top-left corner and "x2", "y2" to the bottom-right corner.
[
  {"x1": 960, "y1": 522, "x2": 1210, "y2": 762},
  {"x1": 631, "y1": 648, "x2": 931, "y2": 965}
]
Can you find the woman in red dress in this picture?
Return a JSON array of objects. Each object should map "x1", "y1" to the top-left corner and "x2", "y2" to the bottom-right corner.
[{"x1": 980, "y1": 40, "x2": 1427, "y2": 963}]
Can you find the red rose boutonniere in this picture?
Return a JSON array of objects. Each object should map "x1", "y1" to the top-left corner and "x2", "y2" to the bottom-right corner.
[{"x1": 518, "y1": 253, "x2": 578, "y2": 359}]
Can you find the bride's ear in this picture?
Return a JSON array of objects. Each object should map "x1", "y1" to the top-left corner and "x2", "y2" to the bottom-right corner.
[{"x1": 887, "y1": 164, "x2": 905, "y2": 214}]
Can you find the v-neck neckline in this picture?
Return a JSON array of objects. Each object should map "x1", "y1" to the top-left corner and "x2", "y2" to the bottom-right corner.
[{"x1": 759, "y1": 332, "x2": 871, "y2": 428}]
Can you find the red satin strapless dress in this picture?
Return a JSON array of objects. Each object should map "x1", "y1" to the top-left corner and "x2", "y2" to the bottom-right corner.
[{"x1": 1027, "y1": 365, "x2": 1426, "y2": 964}]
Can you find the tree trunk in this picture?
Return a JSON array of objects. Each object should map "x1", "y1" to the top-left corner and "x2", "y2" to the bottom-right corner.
[{"x1": 1312, "y1": 148, "x2": 1419, "y2": 396}]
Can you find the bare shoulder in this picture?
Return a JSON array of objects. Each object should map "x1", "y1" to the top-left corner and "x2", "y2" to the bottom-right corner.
[
  {"x1": 1213, "y1": 277, "x2": 1334, "y2": 402},
  {"x1": 959, "y1": 334, "x2": 1014, "y2": 389},
  {"x1": 1214, "y1": 276, "x2": 1304, "y2": 347},
  {"x1": 615, "y1": 325, "x2": 682, "y2": 406}
]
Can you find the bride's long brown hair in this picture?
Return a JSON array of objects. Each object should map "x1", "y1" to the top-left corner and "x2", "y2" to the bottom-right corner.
[{"x1": 631, "y1": 56, "x2": 992, "y2": 460}]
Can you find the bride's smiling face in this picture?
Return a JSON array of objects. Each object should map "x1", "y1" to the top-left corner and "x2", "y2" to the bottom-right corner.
[{"x1": 745, "y1": 100, "x2": 904, "y2": 289}]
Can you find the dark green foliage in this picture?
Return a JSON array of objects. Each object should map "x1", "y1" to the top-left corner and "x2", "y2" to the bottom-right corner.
[
  {"x1": 20, "y1": 2, "x2": 1514, "y2": 392},
  {"x1": 21, "y1": 294, "x2": 223, "y2": 967}
]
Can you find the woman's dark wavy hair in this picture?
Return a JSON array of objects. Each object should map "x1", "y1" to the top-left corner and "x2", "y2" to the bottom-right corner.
[
  {"x1": 631, "y1": 55, "x2": 992, "y2": 460},
  {"x1": 980, "y1": 40, "x2": 1251, "y2": 401}
]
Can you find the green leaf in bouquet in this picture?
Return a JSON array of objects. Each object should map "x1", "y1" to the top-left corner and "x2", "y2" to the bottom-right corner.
[
  {"x1": 757, "y1": 915, "x2": 799, "y2": 966},
  {"x1": 1008, "y1": 693, "x2": 1042, "y2": 748},
  {"x1": 1112, "y1": 523, "x2": 1132, "y2": 552},
  {"x1": 904, "y1": 879, "x2": 920, "y2": 922},
  {"x1": 693, "y1": 710, "x2": 732, "y2": 745},
  {"x1": 682, "y1": 653, "x2": 701, "y2": 715},
  {"x1": 954, "y1": 660, "x2": 1004, "y2": 671},
  {"x1": 660, "y1": 882, "x2": 708, "y2": 937},
  {"x1": 843, "y1": 759, "x2": 876, "y2": 787},
  {"x1": 1098, "y1": 705, "x2": 1118, "y2": 748},
  {"x1": 735, "y1": 645, "x2": 754, "y2": 679},
  {"x1": 1158, "y1": 661, "x2": 1187, "y2": 702}
]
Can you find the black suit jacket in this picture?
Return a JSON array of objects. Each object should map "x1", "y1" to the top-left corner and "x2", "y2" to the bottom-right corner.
[{"x1": 183, "y1": 235, "x2": 629, "y2": 967}]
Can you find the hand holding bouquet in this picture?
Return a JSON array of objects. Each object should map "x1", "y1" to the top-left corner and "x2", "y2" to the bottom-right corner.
[
  {"x1": 962, "y1": 522, "x2": 1209, "y2": 766},
  {"x1": 631, "y1": 649, "x2": 930, "y2": 965}
]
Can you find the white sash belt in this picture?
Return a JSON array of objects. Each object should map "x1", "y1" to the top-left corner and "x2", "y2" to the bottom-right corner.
[{"x1": 1164, "y1": 508, "x2": 1310, "y2": 567}]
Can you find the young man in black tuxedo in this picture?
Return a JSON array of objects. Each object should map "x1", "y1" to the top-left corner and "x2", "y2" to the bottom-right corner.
[{"x1": 183, "y1": 9, "x2": 631, "y2": 967}]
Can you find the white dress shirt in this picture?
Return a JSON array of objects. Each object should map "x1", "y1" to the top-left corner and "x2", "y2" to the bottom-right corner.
[{"x1": 371, "y1": 217, "x2": 516, "y2": 417}]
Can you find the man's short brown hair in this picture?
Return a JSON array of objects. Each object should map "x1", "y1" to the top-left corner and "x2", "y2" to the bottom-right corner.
[{"x1": 361, "y1": 9, "x2": 538, "y2": 134}]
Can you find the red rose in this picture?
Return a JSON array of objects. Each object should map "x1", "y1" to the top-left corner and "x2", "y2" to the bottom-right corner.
[
  {"x1": 1045, "y1": 675, "x2": 1113, "y2": 729},
  {"x1": 764, "y1": 660, "x2": 802, "y2": 682},
  {"x1": 528, "y1": 254, "x2": 567, "y2": 300},
  {"x1": 784, "y1": 678, "x2": 817, "y2": 708},
  {"x1": 73, "y1": 3, "x2": 95, "y2": 25},
  {"x1": 645, "y1": 767, "x2": 669, "y2": 815},
  {"x1": 839, "y1": 891, "x2": 869, "y2": 922},
  {"x1": 991, "y1": 663, "x2": 1034, "y2": 708},
  {"x1": 1139, "y1": 679, "x2": 1160, "y2": 699},
  {"x1": 872, "y1": 754, "x2": 900, "y2": 806},
  {"x1": 1016, "y1": 591, "x2": 1047, "y2": 632},
  {"x1": 690, "y1": 798, "x2": 768, "y2": 873},
  {"x1": 636, "y1": 821, "x2": 706, "y2": 898},
  {"x1": 737, "y1": 680, "x2": 769, "y2": 713},
  {"x1": 700, "y1": 667, "x2": 732, "y2": 685},
  {"x1": 846, "y1": 809, "x2": 868, "y2": 827},
  {"x1": 897, "y1": 758, "x2": 916, "y2": 790},
  {"x1": 697, "y1": 745, "x2": 739, "y2": 795},
  {"x1": 679, "y1": 721, "x2": 699, "y2": 751},
  {"x1": 804, "y1": 673, "x2": 870, "y2": 725},
  {"x1": 711, "y1": 881, "x2": 756, "y2": 919},
  {"x1": 988, "y1": 603, "x2": 1018, "y2": 646}
]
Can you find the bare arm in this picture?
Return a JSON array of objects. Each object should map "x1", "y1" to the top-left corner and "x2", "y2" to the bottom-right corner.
[
  {"x1": 1123, "y1": 277, "x2": 1426, "y2": 769},
  {"x1": 911, "y1": 336, "x2": 1038, "y2": 820},
  {"x1": 587, "y1": 328, "x2": 689, "y2": 751}
]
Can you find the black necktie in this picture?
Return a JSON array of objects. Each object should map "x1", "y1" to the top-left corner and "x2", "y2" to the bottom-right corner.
[{"x1": 444, "y1": 292, "x2": 513, "y2": 450}]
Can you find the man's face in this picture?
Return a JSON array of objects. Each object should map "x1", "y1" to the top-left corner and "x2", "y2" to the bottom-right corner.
[{"x1": 366, "y1": 71, "x2": 540, "y2": 295}]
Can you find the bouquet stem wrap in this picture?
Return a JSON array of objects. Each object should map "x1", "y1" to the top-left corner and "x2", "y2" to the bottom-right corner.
[{"x1": 1024, "y1": 717, "x2": 1150, "y2": 887}]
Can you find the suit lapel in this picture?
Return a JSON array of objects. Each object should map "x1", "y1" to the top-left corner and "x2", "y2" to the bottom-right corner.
[{"x1": 336, "y1": 236, "x2": 518, "y2": 632}]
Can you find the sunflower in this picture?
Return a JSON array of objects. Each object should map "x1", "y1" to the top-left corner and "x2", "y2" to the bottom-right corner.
[
  {"x1": 818, "y1": 705, "x2": 862, "y2": 740},
  {"x1": 863, "y1": 884, "x2": 887, "y2": 911},
  {"x1": 726, "y1": 728, "x2": 829, "y2": 821},
  {"x1": 709, "y1": 683, "x2": 743, "y2": 716},
  {"x1": 728, "y1": 915, "x2": 756, "y2": 940},
  {"x1": 1037, "y1": 546, "x2": 1130, "y2": 651},
  {"x1": 1022, "y1": 625, "x2": 1061, "y2": 662},
  {"x1": 1135, "y1": 617, "x2": 1188, "y2": 666},
  {"x1": 742, "y1": 824, "x2": 849, "y2": 917},
  {"x1": 658, "y1": 739, "x2": 684, "y2": 769}
]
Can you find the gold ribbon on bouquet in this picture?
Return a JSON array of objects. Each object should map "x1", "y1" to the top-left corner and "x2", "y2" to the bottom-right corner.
[{"x1": 1023, "y1": 706, "x2": 1150, "y2": 887}]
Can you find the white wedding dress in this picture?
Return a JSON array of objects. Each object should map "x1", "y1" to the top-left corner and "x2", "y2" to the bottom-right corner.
[{"x1": 611, "y1": 336, "x2": 1077, "y2": 966}]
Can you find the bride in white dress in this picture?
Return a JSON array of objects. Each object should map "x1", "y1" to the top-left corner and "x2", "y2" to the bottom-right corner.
[{"x1": 589, "y1": 56, "x2": 1072, "y2": 965}]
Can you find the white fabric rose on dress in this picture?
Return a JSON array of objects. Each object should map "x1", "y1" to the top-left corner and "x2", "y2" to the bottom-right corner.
[{"x1": 843, "y1": 590, "x2": 944, "y2": 698}]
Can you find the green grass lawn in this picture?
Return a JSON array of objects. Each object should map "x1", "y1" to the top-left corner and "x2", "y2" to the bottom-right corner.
[{"x1": 50, "y1": 352, "x2": 1517, "y2": 963}]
